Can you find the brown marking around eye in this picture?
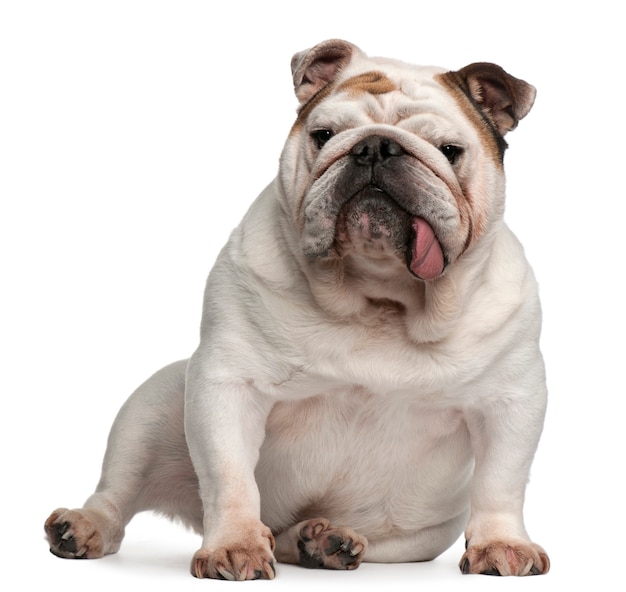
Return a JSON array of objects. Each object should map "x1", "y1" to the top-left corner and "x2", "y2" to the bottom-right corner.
[
  {"x1": 436, "y1": 71, "x2": 506, "y2": 166},
  {"x1": 290, "y1": 81, "x2": 336, "y2": 136}
]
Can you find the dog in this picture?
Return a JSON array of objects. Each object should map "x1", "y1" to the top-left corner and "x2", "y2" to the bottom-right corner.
[{"x1": 45, "y1": 39, "x2": 549, "y2": 579}]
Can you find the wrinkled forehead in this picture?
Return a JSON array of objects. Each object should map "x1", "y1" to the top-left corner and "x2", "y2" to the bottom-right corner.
[
  {"x1": 295, "y1": 58, "x2": 503, "y2": 162},
  {"x1": 346, "y1": 64, "x2": 455, "y2": 112},
  {"x1": 298, "y1": 59, "x2": 452, "y2": 119},
  {"x1": 340, "y1": 57, "x2": 447, "y2": 92},
  {"x1": 299, "y1": 63, "x2": 462, "y2": 135}
]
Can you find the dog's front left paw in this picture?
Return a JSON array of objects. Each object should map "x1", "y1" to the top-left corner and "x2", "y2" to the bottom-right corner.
[
  {"x1": 191, "y1": 523, "x2": 276, "y2": 580},
  {"x1": 460, "y1": 540, "x2": 550, "y2": 576}
]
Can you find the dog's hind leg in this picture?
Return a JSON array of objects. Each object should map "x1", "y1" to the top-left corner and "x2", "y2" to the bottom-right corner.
[
  {"x1": 274, "y1": 518, "x2": 367, "y2": 570},
  {"x1": 45, "y1": 360, "x2": 200, "y2": 559}
]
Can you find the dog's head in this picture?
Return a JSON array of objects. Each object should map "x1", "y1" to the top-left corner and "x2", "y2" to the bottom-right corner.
[{"x1": 278, "y1": 40, "x2": 535, "y2": 285}]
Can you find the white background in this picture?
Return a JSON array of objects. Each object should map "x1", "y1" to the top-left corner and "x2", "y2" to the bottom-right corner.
[{"x1": 1, "y1": 1, "x2": 624, "y2": 589}]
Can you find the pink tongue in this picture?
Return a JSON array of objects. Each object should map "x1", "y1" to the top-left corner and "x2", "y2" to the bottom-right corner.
[{"x1": 409, "y1": 217, "x2": 444, "y2": 280}]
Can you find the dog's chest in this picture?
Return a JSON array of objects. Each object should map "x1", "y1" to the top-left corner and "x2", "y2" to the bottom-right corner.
[{"x1": 274, "y1": 314, "x2": 476, "y2": 402}]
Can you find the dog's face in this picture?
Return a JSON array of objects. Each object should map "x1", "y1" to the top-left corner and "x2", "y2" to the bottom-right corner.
[{"x1": 278, "y1": 40, "x2": 535, "y2": 284}]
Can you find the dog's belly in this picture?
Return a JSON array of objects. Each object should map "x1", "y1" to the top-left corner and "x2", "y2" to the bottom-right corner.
[{"x1": 256, "y1": 387, "x2": 473, "y2": 540}]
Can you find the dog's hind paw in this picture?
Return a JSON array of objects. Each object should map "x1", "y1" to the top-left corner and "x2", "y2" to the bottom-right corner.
[
  {"x1": 296, "y1": 518, "x2": 367, "y2": 570},
  {"x1": 44, "y1": 508, "x2": 104, "y2": 559}
]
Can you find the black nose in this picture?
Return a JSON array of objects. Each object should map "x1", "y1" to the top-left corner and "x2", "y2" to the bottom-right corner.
[{"x1": 350, "y1": 136, "x2": 405, "y2": 166}]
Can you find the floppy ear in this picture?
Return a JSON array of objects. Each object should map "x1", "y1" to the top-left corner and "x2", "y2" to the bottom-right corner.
[
  {"x1": 291, "y1": 39, "x2": 362, "y2": 103},
  {"x1": 451, "y1": 62, "x2": 536, "y2": 135}
]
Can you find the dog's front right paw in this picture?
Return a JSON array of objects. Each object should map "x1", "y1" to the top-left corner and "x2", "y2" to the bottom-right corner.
[
  {"x1": 460, "y1": 540, "x2": 550, "y2": 576},
  {"x1": 191, "y1": 523, "x2": 276, "y2": 580}
]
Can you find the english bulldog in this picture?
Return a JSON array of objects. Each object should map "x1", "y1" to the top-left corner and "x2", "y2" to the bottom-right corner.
[{"x1": 45, "y1": 39, "x2": 550, "y2": 579}]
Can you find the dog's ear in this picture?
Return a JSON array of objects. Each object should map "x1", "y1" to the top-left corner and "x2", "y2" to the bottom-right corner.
[
  {"x1": 291, "y1": 39, "x2": 361, "y2": 103},
  {"x1": 448, "y1": 63, "x2": 536, "y2": 135}
]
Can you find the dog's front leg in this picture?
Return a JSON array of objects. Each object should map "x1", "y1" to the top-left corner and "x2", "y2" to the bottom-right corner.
[
  {"x1": 184, "y1": 356, "x2": 276, "y2": 580},
  {"x1": 461, "y1": 391, "x2": 550, "y2": 576}
]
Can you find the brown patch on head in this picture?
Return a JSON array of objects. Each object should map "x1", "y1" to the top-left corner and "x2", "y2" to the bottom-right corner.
[
  {"x1": 437, "y1": 71, "x2": 507, "y2": 165},
  {"x1": 336, "y1": 71, "x2": 397, "y2": 97}
]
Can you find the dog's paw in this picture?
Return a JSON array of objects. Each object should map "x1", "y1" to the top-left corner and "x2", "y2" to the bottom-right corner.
[
  {"x1": 460, "y1": 540, "x2": 550, "y2": 576},
  {"x1": 191, "y1": 523, "x2": 276, "y2": 580},
  {"x1": 44, "y1": 508, "x2": 104, "y2": 559},
  {"x1": 297, "y1": 518, "x2": 367, "y2": 570}
]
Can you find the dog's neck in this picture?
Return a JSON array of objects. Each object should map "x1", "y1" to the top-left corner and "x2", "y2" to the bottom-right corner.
[
  {"x1": 297, "y1": 221, "x2": 501, "y2": 344},
  {"x1": 299, "y1": 256, "x2": 470, "y2": 344}
]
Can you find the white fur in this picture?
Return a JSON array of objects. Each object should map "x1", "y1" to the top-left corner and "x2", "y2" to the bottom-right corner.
[{"x1": 45, "y1": 40, "x2": 549, "y2": 579}]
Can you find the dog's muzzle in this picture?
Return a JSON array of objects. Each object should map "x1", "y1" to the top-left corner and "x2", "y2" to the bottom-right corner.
[{"x1": 303, "y1": 135, "x2": 446, "y2": 281}]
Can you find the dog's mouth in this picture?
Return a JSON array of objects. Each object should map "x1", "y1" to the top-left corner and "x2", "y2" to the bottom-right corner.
[{"x1": 334, "y1": 186, "x2": 446, "y2": 281}]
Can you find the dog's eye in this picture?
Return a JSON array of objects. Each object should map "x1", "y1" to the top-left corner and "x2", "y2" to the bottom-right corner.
[
  {"x1": 440, "y1": 144, "x2": 463, "y2": 165},
  {"x1": 311, "y1": 129, "x2": 334, "y2": 149}
]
